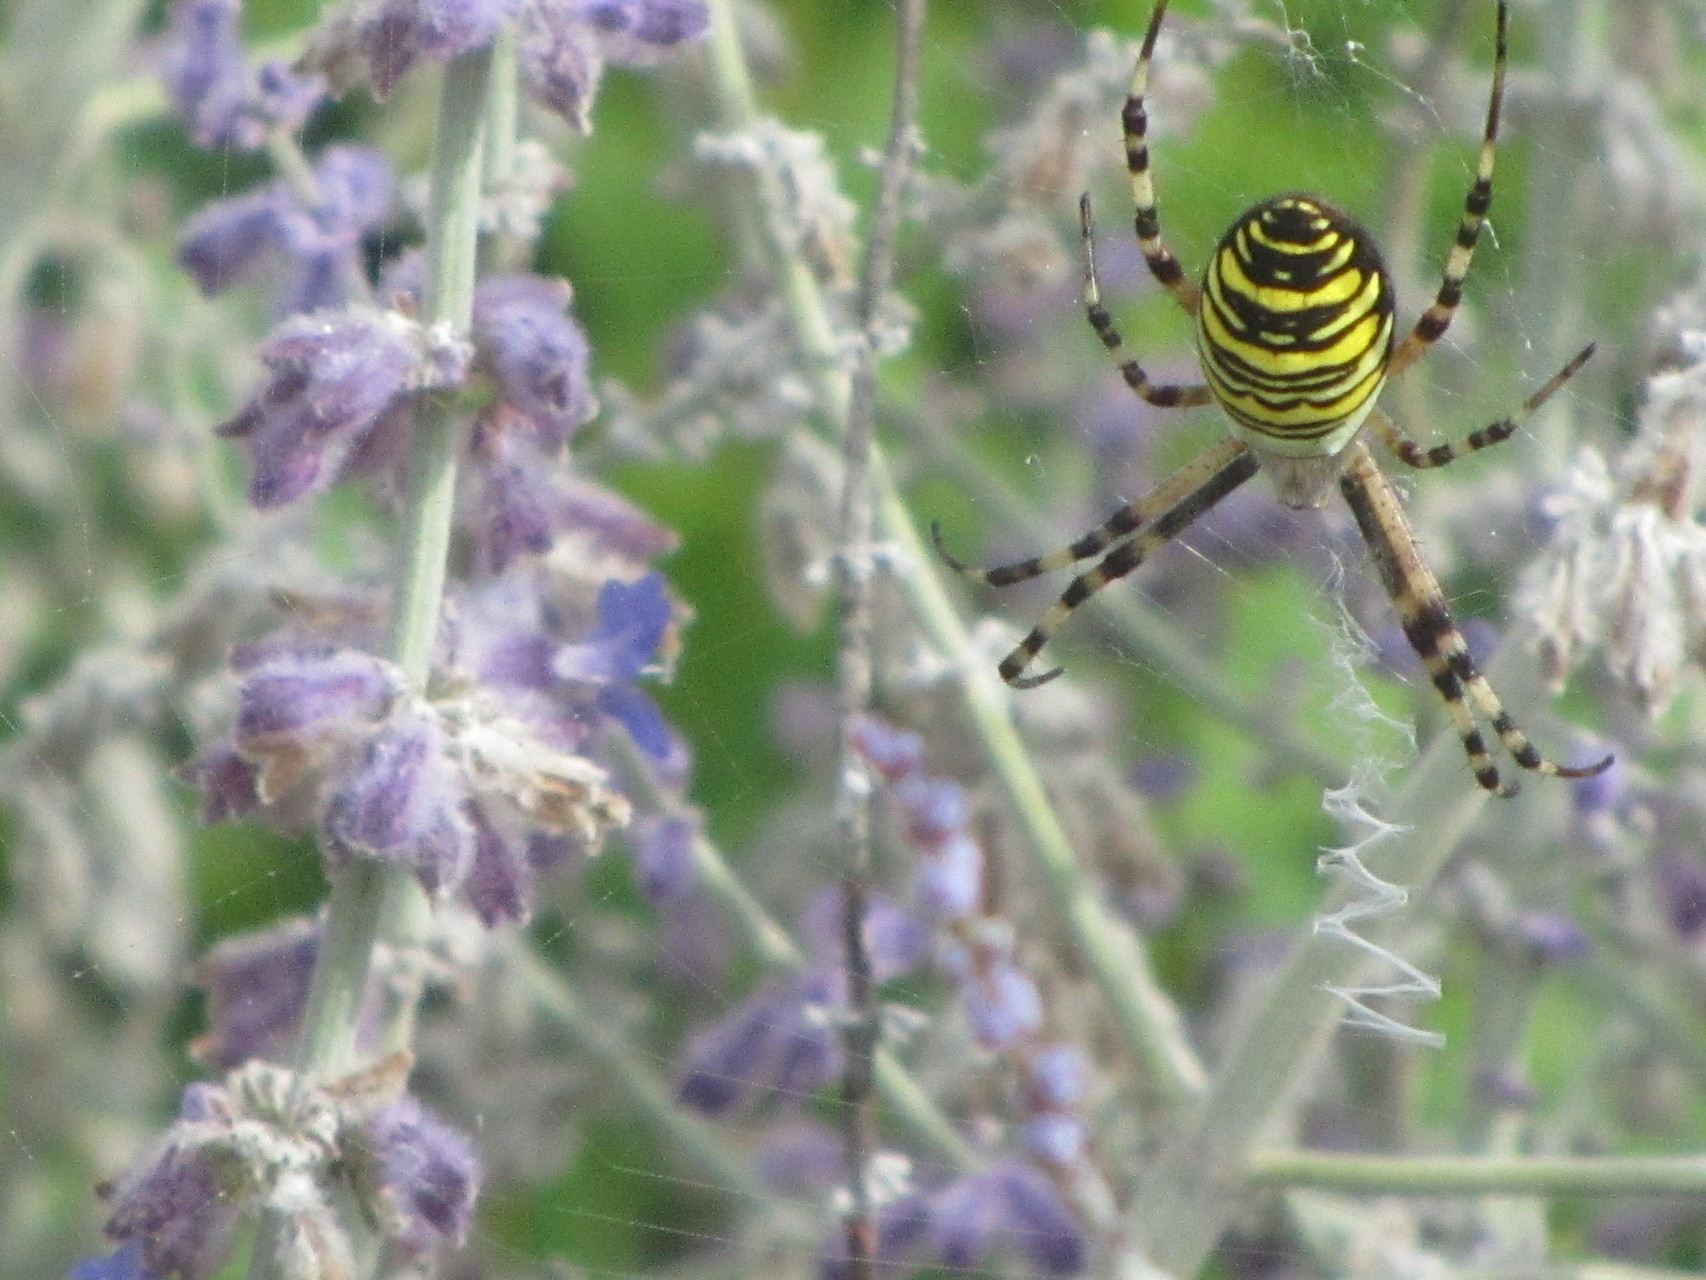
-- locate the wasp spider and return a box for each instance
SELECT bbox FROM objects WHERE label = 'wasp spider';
[934,0,1611,796]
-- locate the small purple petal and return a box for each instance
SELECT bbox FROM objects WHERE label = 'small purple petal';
[159,0,254,149]
[323,712,474,894]
[462,802,534,927]
[234,648,398,752]
[991,1162,1086,1275]
[598,684,674,758]
[553,574,672,686]
[191,917,319,1070]
[219,308,422,508]
[104,1138,243,1280]
[70,1241,156,1280]
[180,748,266,824]
[1572,751,1626,816]
[821,1193,934,1280]
[931,1172,1006,1270]
[963,963,1042,1050]
[473,275,596,448]
[916,831,982,921]
[851,716,924,782]
[577,0,709,63]
[1023,1114,1086,1165]
[1657,850,1706,938]
[753,1121,842,1194]
[632,816,696,902]
[1514,910,1592,965]
[892,774,969,846]
[362,1097,482,1248]
[179,188,288,296]
[1027,1044,1086,1109]
[515,5,605,128]
[363,0,516,97]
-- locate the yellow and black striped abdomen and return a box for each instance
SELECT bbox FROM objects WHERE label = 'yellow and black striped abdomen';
[1197,195,1395,459]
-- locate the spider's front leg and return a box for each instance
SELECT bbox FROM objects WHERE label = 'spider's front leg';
[933,439,1258,687]
[1337,439,1612,795]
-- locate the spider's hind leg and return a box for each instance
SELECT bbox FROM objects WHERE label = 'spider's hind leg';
[1337,439,1612,794]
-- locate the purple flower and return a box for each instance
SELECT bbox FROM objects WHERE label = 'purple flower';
[102,1136,243,1280]
[553,573,677,757]
[324,710,475,894]
[473,275,597,450]
[362,0,519,98]
[1514,910,1592,965]
[917,831,983,919]
[676,970,845,1115]
[574,0,710,63]
[218,306,424,508]
[179,748,266,824]
[234,646,399,754]
[461,802,535,926]
[180,145,392,315]
[190,917,320,1071]
[801,889,930,983]
[69,1241,156,1280]
[1023,1113,1086,1165]
[892,773,968,846]
[963,961,1043,1050]
[359,1097,481,1249]
[159,0,325,151]
[851,716,924,781]
[1027,1044,1086,1109]
[632,815,697,902]
[515,0,708,128]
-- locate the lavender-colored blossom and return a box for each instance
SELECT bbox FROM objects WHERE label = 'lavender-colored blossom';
[801,889,930,983]
[324,710,474,893]
[892,773,968,846]
[676,970,844,1115]
[752,1121,843,1194]
[234,647,400,753]
[821,1193,935,1280]
[362,0,518,98]
[103,1138,243,1280]
[462,802,534,926]
[1513,910,1592,965]
[1023,1113,1086,1165]
[1572,750,1627,816]
[160,0,325,151]
[851,715,924,781]
[553,573,677,757]
[514,0,707,128]
[360,1097,481,1249]
[574,0,710,63]
[474,275,597,449]
[191,917,320,1071]
[1656,849,1706,938]
[219,306,424,508]
[916,831,982,920]
[180,146,393,315]
[632,815,697,902]
[69,1240,156,1280]
[963,961,1043,1050]
[1027,1044,1086,1109]
[180,747,267,824]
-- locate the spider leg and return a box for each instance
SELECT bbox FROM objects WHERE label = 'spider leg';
[932,436,1250,587]
[1337,439,1613,794]
[1082,194,1216,409]
[1124,0,1202,316]
[1375,342,1595,469]
[1388,0,1507,378]
[997,441,1260,688]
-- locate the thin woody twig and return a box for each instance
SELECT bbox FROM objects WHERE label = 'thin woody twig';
[833,0,927,1274]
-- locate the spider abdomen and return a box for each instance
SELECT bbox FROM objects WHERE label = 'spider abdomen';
[1198,195,1396,460]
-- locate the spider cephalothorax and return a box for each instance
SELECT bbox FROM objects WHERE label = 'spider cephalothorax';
[934,0,1610,796]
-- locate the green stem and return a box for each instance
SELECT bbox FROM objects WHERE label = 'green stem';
[1251,1149,1706,1197]
[249,43,492,1280]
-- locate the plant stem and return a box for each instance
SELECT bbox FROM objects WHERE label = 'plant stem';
[1250,1150,1706,1197]
[248,44,491,1280]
